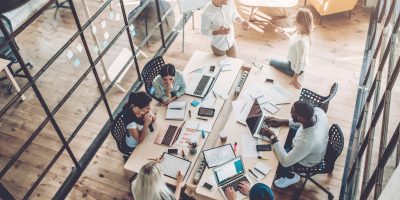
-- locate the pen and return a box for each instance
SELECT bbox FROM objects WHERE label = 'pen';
[197,117,208,121]
[189,110,192,118]
[237,121,247,126]
[275,102,291,105]
[240,102,247,113]
[257,156,268,160]
[181,150,188,160]
[234,142,237,153]
[249,169,258,179]
[254,167,266,176]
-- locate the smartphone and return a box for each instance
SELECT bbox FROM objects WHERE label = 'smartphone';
[256,144,272,151]
[198,107,215,117]
[209,65,215,72]
[202,182,214,191]
[167,149,178,154]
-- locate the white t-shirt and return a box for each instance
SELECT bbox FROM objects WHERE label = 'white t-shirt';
[287,33,311,74]
[126,122,143,148]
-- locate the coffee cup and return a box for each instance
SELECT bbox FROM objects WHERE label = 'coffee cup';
[219,131,227,143]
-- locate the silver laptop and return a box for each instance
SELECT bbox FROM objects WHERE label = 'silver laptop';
[213,156,253,200]
[185,67,221,98]
[246,100,280,141]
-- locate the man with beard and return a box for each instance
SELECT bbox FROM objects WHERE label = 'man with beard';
[260,101,329,188]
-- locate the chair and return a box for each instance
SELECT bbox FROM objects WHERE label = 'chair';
[299,82,338,113]
[141,56,165,102]
[0,14,32,95]
[291,124,344,200]
[304,0,358,24]
[110,113,134,162]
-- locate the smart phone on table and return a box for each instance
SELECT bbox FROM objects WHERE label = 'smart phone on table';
[198,107,215,117]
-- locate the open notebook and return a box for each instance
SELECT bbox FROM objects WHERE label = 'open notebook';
[166,101,186,120]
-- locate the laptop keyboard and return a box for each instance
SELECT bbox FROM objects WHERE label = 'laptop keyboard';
[222,176,249,192]
[194,76,211,95]
[161,125,178,145]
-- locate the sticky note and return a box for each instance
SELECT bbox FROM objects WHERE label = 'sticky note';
[101,20,107,28]
[115,14,120,21]
[92,25,97,34]
[73,58,81,67]
[76,43,83,52]
[102,41,108,48]
[109,12,115,20]
[104,32,109,40]
[66,50,73,60]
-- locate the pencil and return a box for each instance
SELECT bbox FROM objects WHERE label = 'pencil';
[249,169,258,179]
[240,102,247,113]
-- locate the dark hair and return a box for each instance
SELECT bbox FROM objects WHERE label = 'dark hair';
[293,100,314,120]
[124,91,152,109]
[160,64,176,78]
[249,183,274,200]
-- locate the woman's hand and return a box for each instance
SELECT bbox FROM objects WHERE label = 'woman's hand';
[176,171,184,187]
[225,187,237,200]
[144,113,152,125]
[290,75,302,89]
[240,20,250,30]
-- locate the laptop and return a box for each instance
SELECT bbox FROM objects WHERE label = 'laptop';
[246,100,280,141]
[213,156,252,200]
[185,67,221,98]
[154,121,186,146]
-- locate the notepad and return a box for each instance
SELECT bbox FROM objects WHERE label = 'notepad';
[160,153,191,179]
[253,163,271,180]
[166,101,186,120]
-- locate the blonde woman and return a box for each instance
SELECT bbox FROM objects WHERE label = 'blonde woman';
[132,161,184,200]
[269,8,314,89]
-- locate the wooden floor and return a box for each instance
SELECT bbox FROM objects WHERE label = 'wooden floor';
[1,0,399,199]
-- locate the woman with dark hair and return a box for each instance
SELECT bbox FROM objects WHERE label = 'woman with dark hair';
[152,64,186,105]
[121,91,156,151]
[225,182,274,200]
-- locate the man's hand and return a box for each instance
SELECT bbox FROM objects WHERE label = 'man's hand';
[238,181,251,196]
[225,187,237,200]
[260,127,276,139]
[265,116,286,127]
[290,75,301,89]
[240,20,250,30]
[213,26,230,35]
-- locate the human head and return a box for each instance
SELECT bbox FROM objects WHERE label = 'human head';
[125,91,152,118]
[249,183,274,200]
[294,8,314,35]
[212,0,228,7]
[133,161,174,200]
[160,64,176,86]
[291,100,314,124]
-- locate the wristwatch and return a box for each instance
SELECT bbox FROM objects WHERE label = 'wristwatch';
[270,134,279,144]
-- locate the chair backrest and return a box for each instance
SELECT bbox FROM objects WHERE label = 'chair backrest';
[110,113,132,156]
[0,15,14,59]
[324,124,344,173]
[141,56,164,101]
[299,82,338,112]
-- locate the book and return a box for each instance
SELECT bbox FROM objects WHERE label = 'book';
[166,101,186,120]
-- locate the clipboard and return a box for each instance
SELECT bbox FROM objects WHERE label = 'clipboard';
[202,144,236,168]
[160,153,192,180]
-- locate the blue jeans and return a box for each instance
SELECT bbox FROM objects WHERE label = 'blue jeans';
[269,59,303,77]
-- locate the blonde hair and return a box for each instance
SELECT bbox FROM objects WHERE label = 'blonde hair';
[133,161,175,200]
[295,8,314,35]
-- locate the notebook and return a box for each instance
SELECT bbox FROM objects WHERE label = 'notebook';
[160,153,191,180]
[166,101,186,120]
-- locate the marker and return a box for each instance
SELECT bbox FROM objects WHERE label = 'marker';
[189,110,192,118]
[197,117,208,121]
[201,129,206,139]
[254,167,266,176]
[257,156,268,160]
[249,169,258,179]
[275,102,291,105]
[234,142,237,153]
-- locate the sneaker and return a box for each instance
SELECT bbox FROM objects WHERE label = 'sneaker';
[274,174,300,188]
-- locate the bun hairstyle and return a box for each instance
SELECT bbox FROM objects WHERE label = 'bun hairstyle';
[125,91,152,110]
[160,64,176,78]
[295,8,314,35]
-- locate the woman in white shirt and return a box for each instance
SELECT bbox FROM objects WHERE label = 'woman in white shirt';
[269,8,314,89]
[132,161,184,200]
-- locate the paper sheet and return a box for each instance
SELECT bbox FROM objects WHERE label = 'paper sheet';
[265,83,294,104]
[213,86,228,100]
[175,130,201,148]
[160,153,191,179]
[241,134,258,158]
[232,99,251,123]
[203,144,235,167]
[201,93,217,108]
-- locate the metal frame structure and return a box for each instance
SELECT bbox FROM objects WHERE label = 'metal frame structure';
[341,0,400,199]
[0,0,190,199]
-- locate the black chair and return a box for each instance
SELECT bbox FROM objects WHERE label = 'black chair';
[0,14,32,94]
[110,113,134,162]
[299,82,338,112]
[292,124,344,200]
[141,56,165,102]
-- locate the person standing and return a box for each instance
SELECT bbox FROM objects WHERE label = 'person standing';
[201,0,250,58]
[269,8,314,89]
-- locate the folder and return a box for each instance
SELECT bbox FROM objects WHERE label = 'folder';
[166,100,187,120]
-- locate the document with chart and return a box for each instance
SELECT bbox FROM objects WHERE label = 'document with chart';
[202,144,236,168]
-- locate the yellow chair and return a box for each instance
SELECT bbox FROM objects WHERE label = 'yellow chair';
[305,0,358,24]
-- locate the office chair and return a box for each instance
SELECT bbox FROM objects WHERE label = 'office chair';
[299,82,338,112]
[49,0,70,19]
[141,56,165,102]
[0,14,32,95]
[291,124,344,200]
[110,113,134,162]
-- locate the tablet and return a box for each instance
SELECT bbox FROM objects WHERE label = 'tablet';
[160,153,191,180]
[202,144,236,168]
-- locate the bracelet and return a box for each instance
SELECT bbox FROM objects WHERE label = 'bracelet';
[271,137,279,144]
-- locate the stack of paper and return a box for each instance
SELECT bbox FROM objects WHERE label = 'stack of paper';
[219,58,233,71]
[166,101,186,120]
[251,163,271,181]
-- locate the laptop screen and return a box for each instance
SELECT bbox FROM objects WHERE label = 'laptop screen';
[214,157,244,186]
[245,100,263,134]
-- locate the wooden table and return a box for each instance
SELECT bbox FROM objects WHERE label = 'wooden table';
[196,63,300,199]
[239,0,299,20]
[0,58,25,101]
[124,50,243,185]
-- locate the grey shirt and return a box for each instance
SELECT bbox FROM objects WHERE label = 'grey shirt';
[152,71,186,102]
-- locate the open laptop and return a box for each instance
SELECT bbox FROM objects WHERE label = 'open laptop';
[246,100,280,141]
[154,121,186,146]
[213,156,252,200]
[185,67,221,98]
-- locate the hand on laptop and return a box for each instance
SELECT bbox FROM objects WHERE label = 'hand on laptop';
[225,187,237,200]
[265,116,287,127]
[238,181,251,196]
[260,127,275,138]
